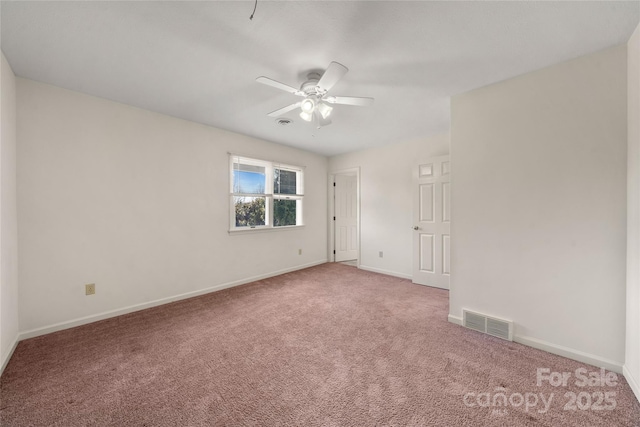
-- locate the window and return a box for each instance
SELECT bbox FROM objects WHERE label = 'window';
[230,155,304,231]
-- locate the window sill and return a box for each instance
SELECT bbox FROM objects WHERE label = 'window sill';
[228,225,305,235]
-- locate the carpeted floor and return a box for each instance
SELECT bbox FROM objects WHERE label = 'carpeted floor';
[1,263,639,426]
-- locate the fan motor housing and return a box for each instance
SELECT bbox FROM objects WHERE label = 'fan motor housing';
[301,72,323,96]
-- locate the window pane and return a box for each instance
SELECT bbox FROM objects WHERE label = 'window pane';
[274,169,297,195]
[273,199,297,227]
[233,163,266,194]
[234,196,266,227]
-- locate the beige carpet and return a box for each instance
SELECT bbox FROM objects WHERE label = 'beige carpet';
[1,263,639,426]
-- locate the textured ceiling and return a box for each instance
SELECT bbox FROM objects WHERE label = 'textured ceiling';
[2,1,639,156]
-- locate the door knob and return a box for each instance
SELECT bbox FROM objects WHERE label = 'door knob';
[413,226,420,230]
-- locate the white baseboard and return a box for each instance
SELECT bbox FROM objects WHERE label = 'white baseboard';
[447,314,623,374]
[358,265,412,280]
[1,334,19,376]
[19,260,327,341]
[515,335,623,374]
[448,314,463,325]
[623,365,640,403]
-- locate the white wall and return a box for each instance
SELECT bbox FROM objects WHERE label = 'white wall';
[17,78,328,335]
[328,135,449,278]
[1,51,19,372]
[450,46,628,371]
[626,22,640,401]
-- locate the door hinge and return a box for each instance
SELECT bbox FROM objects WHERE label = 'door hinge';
[333,216,336,220]
[333,250,336,254]
[333,182,336,187]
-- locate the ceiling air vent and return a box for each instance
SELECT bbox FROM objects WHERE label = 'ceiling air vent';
[275,118,292,126]
[463,309,513,341]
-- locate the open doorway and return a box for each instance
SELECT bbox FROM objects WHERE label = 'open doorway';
[329,169,360,266]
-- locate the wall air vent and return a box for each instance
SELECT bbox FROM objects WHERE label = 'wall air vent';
[463,309,513,341]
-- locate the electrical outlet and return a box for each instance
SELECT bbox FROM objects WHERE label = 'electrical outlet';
[379,251,384,258]
[298,249,302,255]
[85,283,95,296]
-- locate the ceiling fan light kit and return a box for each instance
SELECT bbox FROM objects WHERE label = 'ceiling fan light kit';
[299,111,313,122]
[256,62,374,128]
[317,102,333,119]
[300,98,316,114]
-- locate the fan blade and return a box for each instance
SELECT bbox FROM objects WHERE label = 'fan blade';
[314,110,332,128]
[256,77,304,96]
[325,96,374,107]
[267,102,302,117]
[317,62,348,92]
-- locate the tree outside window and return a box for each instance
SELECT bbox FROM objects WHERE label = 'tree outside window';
[230,156,303,231]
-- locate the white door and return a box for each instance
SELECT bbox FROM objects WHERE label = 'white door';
[413,155,450,289]
[334,173,358,262]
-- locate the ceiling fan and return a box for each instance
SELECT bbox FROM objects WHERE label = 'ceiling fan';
[256,62,374,128]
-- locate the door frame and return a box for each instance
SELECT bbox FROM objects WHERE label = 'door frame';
[412,155,450,289]
[328,167,361,265]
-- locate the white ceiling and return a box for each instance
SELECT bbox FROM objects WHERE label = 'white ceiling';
[1,1,638,157]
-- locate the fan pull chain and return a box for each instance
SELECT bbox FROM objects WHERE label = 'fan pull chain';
[249,0,258,20]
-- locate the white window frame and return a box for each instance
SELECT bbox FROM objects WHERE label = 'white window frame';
[229,155,304,232]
